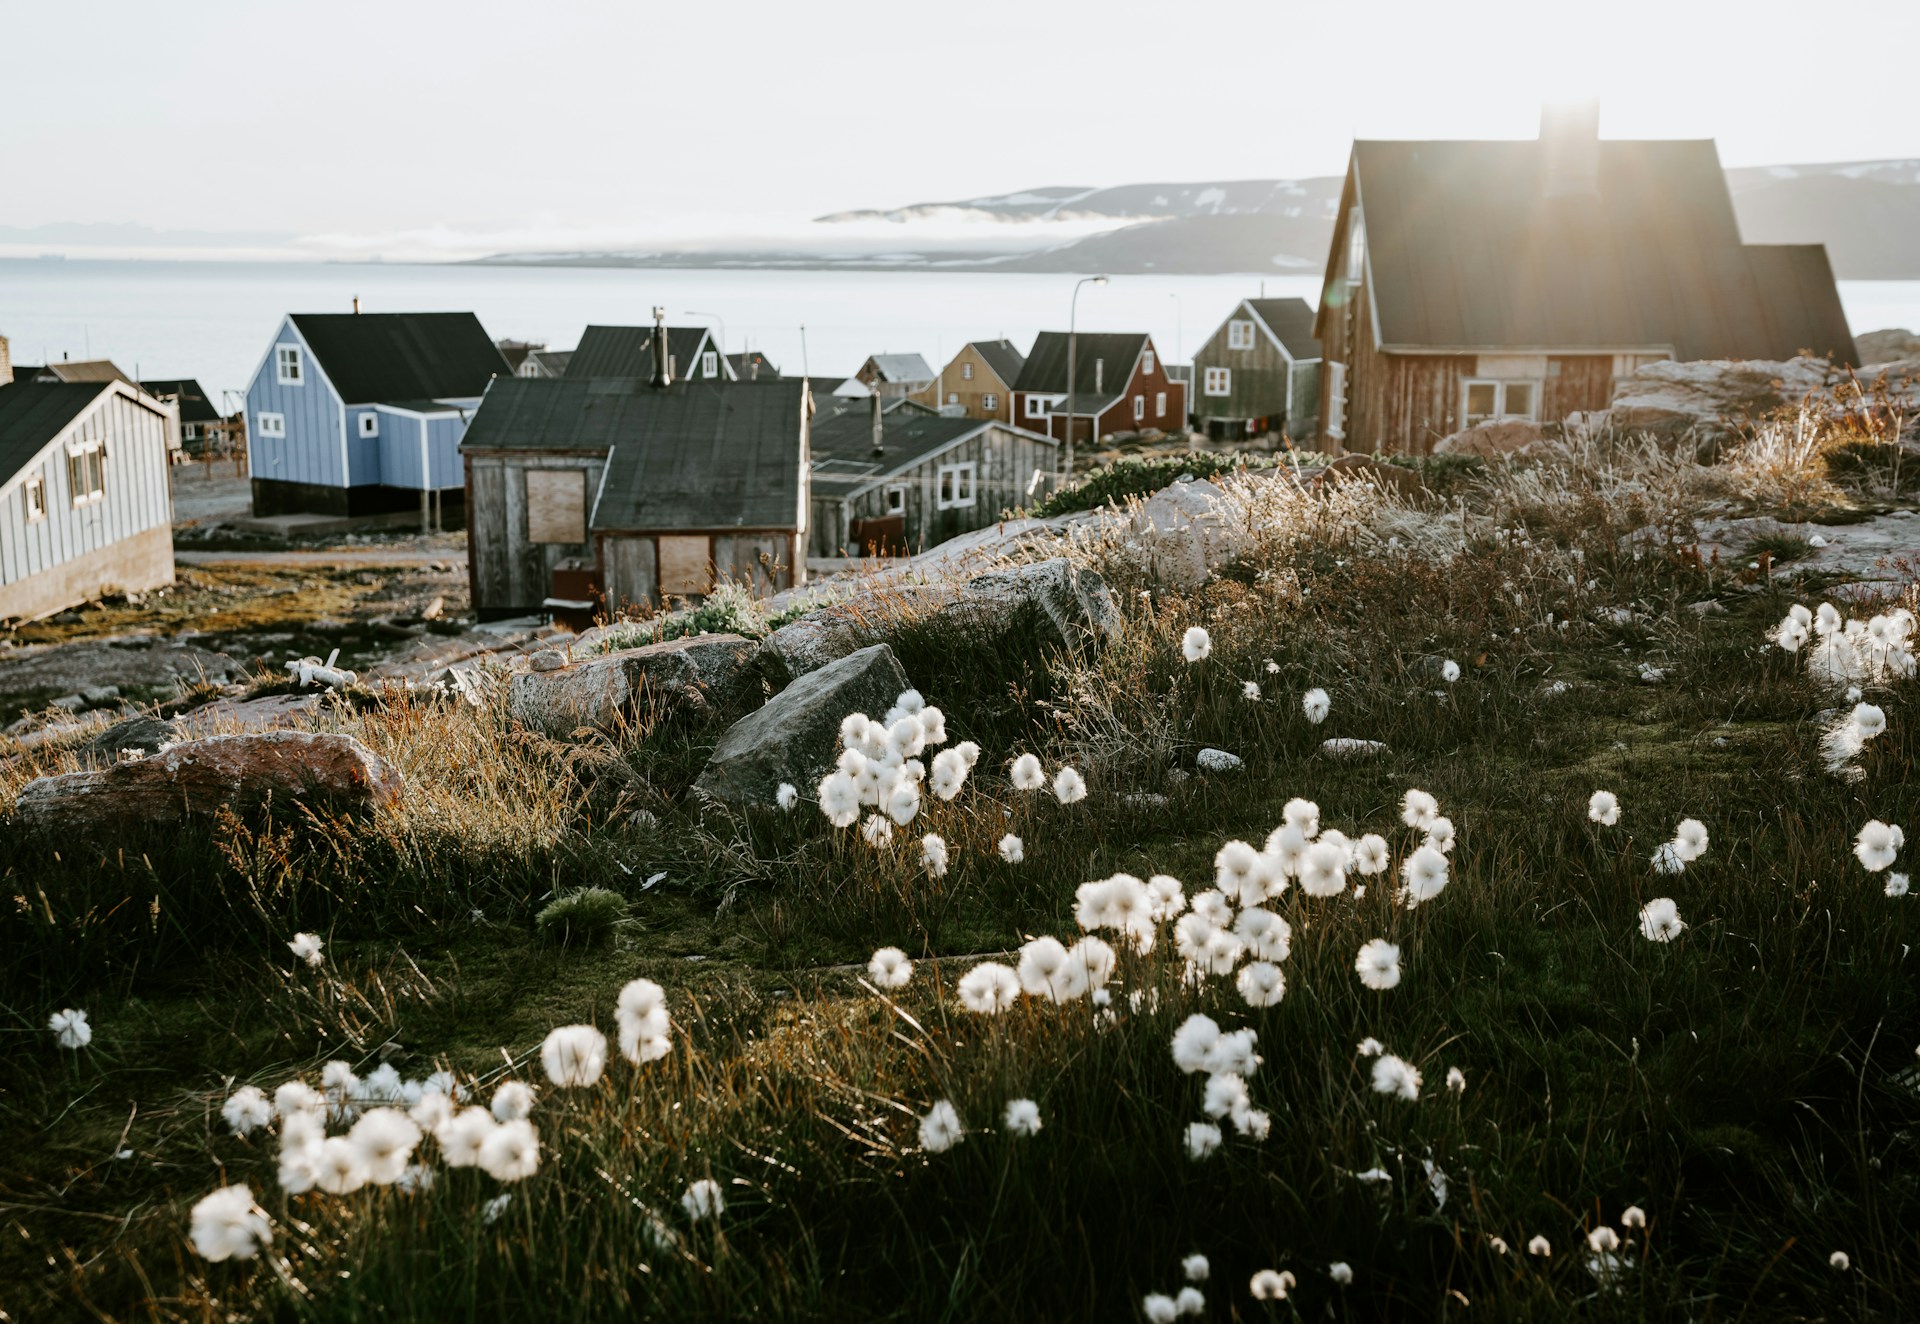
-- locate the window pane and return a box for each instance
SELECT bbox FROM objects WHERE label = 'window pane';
[1466,383,1497,421]
[1504,382,1535,417]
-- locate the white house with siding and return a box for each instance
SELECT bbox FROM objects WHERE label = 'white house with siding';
[0,345,178,622]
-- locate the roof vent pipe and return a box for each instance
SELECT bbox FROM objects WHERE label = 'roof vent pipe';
[352,295,362,314]
[1540,99,1600,197]
[870,389,884,456]
[650,305,672,388]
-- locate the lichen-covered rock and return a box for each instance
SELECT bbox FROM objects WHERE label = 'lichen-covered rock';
[12,731,403,832]
[941,558,1122,651]
[174,692,325,737]
[1603,356,1841,441]
[508,633,757,736]
[1319,738,1389,760]
[78,715,178,767]
[694,643,910,806]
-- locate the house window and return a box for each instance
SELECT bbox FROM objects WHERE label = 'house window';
[1142,349,1156,374]
[1461,379,1540,428]
[982,392,998,411]
[948,392,959,404]
[68,443,105,505]
[961,362,974,381]
[885,484,907,514]
[1156,391,1167,418]
[1204,367,1231,397]
[1133,395,1145,422]
[935,461,977,510]
[1228,320,1255,351]
[1327,362,1347,440]
[359,413,379,438]
[1347,208,1366,282]
[702,350,718,378]
[526,468,587,543]
[275,345,303,385]
[1024,394,1047,420]
[24,474,47,522]
[257,411,286,438]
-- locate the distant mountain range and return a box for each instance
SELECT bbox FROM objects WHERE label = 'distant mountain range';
[475,159,1920,279]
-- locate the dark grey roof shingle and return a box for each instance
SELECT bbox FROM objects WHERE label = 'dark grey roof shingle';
[1245,298,1321,361]
[0,381,113,485]
[969,339,1026,386]
[140,378,221,425]
[1012,331,1150,411]
[289,312,508,404]
[566,326,719,380]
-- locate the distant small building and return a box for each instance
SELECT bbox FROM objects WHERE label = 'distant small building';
[1315,106,1858,453]
[1010,332,1187,444]
[1,361,177,622]
[243,311,509,519]
[460,373,810,618]
[495,340,544,376]
[853,353,936,400]
[140,378,223,451]
[566,326,732,382]
[727,350,779,381]
[912,340,1025,423]
[31,359,132,385]
[1190,298,1322,442]
[807,393,1055,557]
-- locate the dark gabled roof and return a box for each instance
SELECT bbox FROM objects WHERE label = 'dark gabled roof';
[0,380,113,485]
[969,339,1025,386]
[727,350,779,379]
[1245,298,1321,361]
[461,377,807,532]
[288,312,508,403]
[1013,331,1151,408]
[140,378,221,424]
[860,353,935,383]
[527,349,572,377]
[808,411,987,493]
[566,326,720,380]
[1341,139,1857,363]
[36,359,131,385]
[495,340,544,374]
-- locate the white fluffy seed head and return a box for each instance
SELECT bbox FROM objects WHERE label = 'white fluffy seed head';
[918,1099,964,1152]
[1371,1054,1422,1101]
[1010,753,1045,791]
[1588,790,1620,825]
[1638,897,1686,943]
[1182,626,1213,662]
[539,1025,607,1089]
[1302,687,1330,724]
[1053,765,1088,804]
[1401,789,1440,830]
[1355,938,1402,990]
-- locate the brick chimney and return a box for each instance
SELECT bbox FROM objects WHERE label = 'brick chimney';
[1540,99,1600,197]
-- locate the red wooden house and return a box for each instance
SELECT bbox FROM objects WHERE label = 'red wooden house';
[1313,105,1858,454]
[1011,331,1186,445]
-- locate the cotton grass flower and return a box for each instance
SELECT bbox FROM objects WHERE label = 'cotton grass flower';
[1423,816,1456,854]
[1622,1206,1646,1228]
[1249,1269,1295,1299]
[868,946,913,989]
[1053,765,1087,804]
[437,1107,497,1167]
[349,1108,422,1185]
[616,978,672,1065]
[775,782,799,811]
[1887,872,1910,898]
[1017,937,1073,1000]
[1181,1253,1209,1282]
[1171,1014,1222,1074]
[1352,833,1390,875]
[1588,791,1621,826]
[275,1081,324,1120]
[818,771,860,827]
[539,1025,607,1088]
[48,1008,91,1049]
[1588,1226,1620,1253]
[477,1118,540,1182]
[1203,1073,1249,1120]
[1009,753,1045,791]
[1237,961,1286,1007]
[1301,687,1331,723]
[929,748,971,800]
[998,833,1024,864]
[1242,680,1261,701]
[1528,1236,1551,1256]
[1356,1037,1384,1057]
[1182,626,1212,662]
[1003,1098,1042,1136]
[1147,874,1186,920]
[315,1136,370,1194]
[1185,1122,1223,1160]
[1330,1261,1355,1285]
[189,1184,271,1262]
[409,1089,454,1134]
[1401,789,1440,831]
[1439,659,1461,683]
[861,812,895,848]
[1233,907,1291,961]
[1371,1054,1422,1101]
[1672,818,1710,862]
[1399,845,1449,908]
[957,962,1020,1014]
[1355,938,1402,991]
[222,1086,273,1137]
[1638,897,1686,943]
[1829,1250,1850,1271]
[1142,1294,1178,1324]
[491,1080,535,1122]
[914,833,949,879]
[1855,819,1903,872]
[1175,1286,1206,1315]
[918,1099,964,1153]
[288,932,324,967]
[1297,841,1348,897]
[681,1178,725,1221]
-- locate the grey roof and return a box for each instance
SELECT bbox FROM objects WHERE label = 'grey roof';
[495,340,544,373]
[0,380,113,485]
[289,313,508,403]
[461,377,807,532]
[809,411,991,496]
[1012,331,1151,411]
[566,326,721,380]
[861,353,935,384]
[969,339,1026,386]
[140,378,222,424]
[35,360,131,385]
[1335,139,1857,363]
[526,349,572,377]
[1245,298,1321,361]
[727,350,779,379]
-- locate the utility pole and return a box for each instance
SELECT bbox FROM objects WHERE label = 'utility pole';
[1064,275,1110,486]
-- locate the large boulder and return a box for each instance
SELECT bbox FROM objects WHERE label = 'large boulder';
[694,643,910,807]
[0,640,241,709]
[174,692,325,737]
[1431,419,1549,457]
[509,633,758,736]
[1126,479,1248,589]
[11,731,403,833]
[78,715,178,767]
[938,558,1122,651]
[1603,356,1839,440]
[1857,328,1920,366]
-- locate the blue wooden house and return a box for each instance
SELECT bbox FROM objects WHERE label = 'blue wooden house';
[243,311,509,521]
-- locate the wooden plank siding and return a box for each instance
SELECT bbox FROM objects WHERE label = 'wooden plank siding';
[909,344,1017,424]
[1191,310,1294,433]
[464,450,609,617]
[599,529,800,611]
[808,424,1055,559]
[1,384,177,619]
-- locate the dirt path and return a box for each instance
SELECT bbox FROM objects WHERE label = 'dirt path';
[174,549,464,568]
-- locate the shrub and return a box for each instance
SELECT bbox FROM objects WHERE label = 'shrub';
[1027,451,1301,518]
[534,887,628,947]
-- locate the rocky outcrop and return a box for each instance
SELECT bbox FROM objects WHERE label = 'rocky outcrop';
[78,715,177,767]
[1431,420,1550,458]
[1601,356,1840,440]
[938,558,1122,651]
[173,692,325,737]
[509,634,758,736]
[1126,479,1245,590]
[0,639,240,708]
[1857,328,1920,365]
[694,643,910,807]
[12,731,404,832]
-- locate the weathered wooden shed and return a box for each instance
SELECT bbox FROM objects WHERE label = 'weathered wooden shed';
[0,372,178,622]
[1314,108,1858,454]
[807,396,1056,557]
[460,376,810,618]
[1190,298,1321,442]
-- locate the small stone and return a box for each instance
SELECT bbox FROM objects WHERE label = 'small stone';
[1195,748,1243,773]
[1319,738,1389,760]
[80,685,122,704]
[50,694,87,711]
[528,649,566,673]
[1122,792,1171,809]
[1686,600,1728,615]
[1638,663,1669,683]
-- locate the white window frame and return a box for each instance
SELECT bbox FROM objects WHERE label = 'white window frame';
[1023,394,1047,420]
[947,391,959,405]
[1132,395,1145,421]
[1326,362,1347,440]
[1460,379,1541,429]
[982,392,998,411]
[1155,391,1167,418]
[24,474,47,522]
[1204,366,1232,397]
[67,442,105,506]
[358,412,380,438]
[885,483,907,514]
[702,350,718,378]
[258,411,286,438]
[1227,319,1255,351]
[1142,349,1156,374]
[961,362,974,381]
[1346,208,1366,284]
[275,344,303,386]
[935,461,977,510]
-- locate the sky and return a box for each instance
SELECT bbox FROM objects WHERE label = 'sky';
[4,0,1918,259]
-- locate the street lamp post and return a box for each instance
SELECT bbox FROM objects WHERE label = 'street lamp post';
[1064,274,1109,485]
[684,311,727,378]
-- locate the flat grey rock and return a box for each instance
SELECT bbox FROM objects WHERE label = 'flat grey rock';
[509,633,757,737]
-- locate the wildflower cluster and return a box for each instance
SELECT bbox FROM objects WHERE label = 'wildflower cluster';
[816,689,975,834]
[1771,600,1916,687]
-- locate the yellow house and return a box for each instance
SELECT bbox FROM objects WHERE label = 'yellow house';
[911,340,1026,424]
